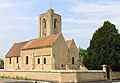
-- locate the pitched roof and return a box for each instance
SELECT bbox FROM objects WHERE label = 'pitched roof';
[23,34,58,50]
[5,41,28,58]
[66,40,72,47]
[5,34,59,58]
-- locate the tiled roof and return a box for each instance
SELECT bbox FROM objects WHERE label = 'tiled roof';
[23,34,58,50]
[66,40,72,47]
[5,41,28,58]
[5,34,59,57]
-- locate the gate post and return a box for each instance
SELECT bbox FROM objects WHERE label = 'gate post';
[109,67,112,81]
[102,65,107,73]
[102,65,107,80]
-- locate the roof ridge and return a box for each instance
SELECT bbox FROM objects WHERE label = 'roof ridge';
[22,34,59,50]
[5,43,16,57]
[5,41,28,58]
[65,39,73,48]
[22,40,35,50]
[66,39,72,42]
[51,33,61,46]
[15,41,28,44]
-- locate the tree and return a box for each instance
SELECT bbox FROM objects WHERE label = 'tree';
[0,59,4,69]
[78,47,87,57]
[86,21,120,71]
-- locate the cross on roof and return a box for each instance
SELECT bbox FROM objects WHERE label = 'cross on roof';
[50,0,52,9]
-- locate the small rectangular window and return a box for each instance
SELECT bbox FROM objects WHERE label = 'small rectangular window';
[16,57,19,63]
[26,56,28,64]
[72,57,75,64]
[38,58,40,64]
[9,58,11,64]
[44,58,46,64]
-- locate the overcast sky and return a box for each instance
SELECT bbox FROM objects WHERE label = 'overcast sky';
[0,0,120,59]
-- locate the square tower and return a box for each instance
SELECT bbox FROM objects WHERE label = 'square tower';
[38,9,62,38]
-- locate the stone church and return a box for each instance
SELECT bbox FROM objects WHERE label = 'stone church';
[5,9,80,70]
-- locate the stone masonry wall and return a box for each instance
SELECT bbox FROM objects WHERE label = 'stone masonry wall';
[0,70,105,83]
[112,72,120,80]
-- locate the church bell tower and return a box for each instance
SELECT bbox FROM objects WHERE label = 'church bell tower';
[38,9,62,38]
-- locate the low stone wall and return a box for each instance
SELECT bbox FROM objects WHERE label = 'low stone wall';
[112,72,120,80]
[77,70,106,82]
[0,69,105,83]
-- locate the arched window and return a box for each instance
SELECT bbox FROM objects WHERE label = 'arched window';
[44,58,46,64]
[9,58,11,64]
[16,57,19,63]
[54,19,57,34]
[61,64,63,67]
[72,57,75,65]
[38,58,40,64]
[43,18,46,37]
[26,56,28,64]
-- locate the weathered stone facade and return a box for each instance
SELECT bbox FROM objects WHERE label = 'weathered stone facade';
[5,9,79,70]
[39,9,62,38]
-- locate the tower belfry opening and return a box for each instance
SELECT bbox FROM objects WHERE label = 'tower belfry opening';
[38,9,62,38]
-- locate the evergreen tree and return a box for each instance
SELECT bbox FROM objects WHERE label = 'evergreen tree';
[86,21,120,71]
[78,47,87,57]
[78,47,91,68]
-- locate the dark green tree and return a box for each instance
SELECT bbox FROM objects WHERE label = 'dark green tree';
[78,47,87,57]
[0,59,4,69]
[86,21,120,71]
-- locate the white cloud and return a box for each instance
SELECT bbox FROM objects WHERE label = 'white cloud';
[0,16,37,32]
[0,25,28,31]
[8,16,37,20]
[0,1,39,9]
[63,16,120,27]
[72,2,120,14]
[63,18,103,24]
[63,1,120,28]
[63,27,96,38]
[0,2,16,8]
